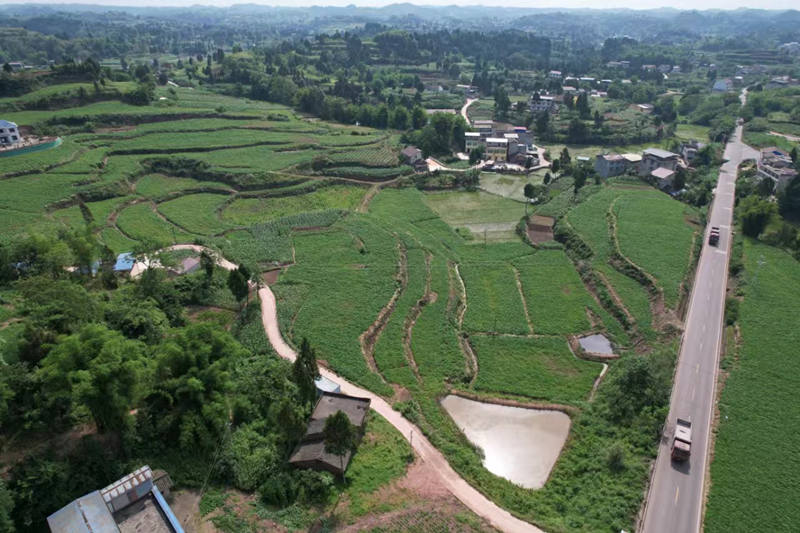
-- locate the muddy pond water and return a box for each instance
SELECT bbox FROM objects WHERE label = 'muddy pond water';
[440,395,571,489]
[578,333,614,355]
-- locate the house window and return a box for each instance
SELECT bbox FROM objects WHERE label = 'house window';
[11,136,18,141]
[8,128,15,133]
[0,137,8,143]
[0,129,5,133]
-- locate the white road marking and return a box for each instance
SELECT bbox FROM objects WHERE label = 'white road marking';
[696,364,700,374]
[692,386,696,400]
[674,486,680,505]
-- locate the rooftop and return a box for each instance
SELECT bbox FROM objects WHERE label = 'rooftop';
[0,120,17,128]
[465,131,481,137]
[621,153,642,163]
[599,153,624,161]
[651,167,676,180]
[486,137,509,144]
[643,148,678,160]
[311,392,370,427]
[114,252,136,272]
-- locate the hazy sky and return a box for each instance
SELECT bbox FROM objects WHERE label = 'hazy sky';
[2,1,798,10]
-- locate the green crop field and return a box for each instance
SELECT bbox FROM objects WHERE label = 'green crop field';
[513,250,595,335]
[221,185,365,226]
[472,335,601,404]
[158,192,233,235]
[460,263,530,334]
[705,240,800,533]
[423,190,525,242]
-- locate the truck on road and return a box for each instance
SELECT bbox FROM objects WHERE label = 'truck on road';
[671,417,692,461]
[709,226,720,246]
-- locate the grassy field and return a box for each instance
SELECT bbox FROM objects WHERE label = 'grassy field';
[705,240,800,532]
[471,335,600,404]
[423,190,525,242]
[460,263,530,334]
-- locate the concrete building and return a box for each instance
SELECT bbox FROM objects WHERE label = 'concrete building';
[48,466,183,533]
[595,153,628,178]
[548,70,562,78]
[464,132,483,153]
[640,148,679,176]
[679,140,707,165]
[758,147,798,192]
[0,120,21,146]
[651,167,676,190]
[530,95,556,113]
[401,146,423,165]
[485,137,509,161]
[473,120,494,135]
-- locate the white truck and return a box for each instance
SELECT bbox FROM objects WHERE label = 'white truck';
[671,417,692,461]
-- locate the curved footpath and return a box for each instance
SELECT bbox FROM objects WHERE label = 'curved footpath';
[258,286,544,533]
[146,243,543,531]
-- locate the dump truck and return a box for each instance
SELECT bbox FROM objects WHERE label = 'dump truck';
[709,226,720,246]
[671,417,692,462]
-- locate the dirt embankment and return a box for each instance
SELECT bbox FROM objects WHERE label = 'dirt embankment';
[359,241,408,379]
[402,252,434,383]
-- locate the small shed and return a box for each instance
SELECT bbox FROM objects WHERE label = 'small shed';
[315,375,341,396]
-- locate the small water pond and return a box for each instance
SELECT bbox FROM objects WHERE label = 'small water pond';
[440,395,571,489]
[578,333,614,355]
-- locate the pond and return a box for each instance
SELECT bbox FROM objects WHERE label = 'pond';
[578,333,614,355]
[440,395,571,489]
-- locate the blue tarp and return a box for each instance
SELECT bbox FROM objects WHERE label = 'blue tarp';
[114,252,135,272]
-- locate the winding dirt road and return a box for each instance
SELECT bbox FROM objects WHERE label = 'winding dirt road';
[257,285,543,533]
[146,243,543,531]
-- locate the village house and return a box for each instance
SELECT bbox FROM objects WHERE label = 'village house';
[464,132,483,153]
[679,140,707,165]
[636,103,654,113]
[651,167,676,190]
[594,153,628,178]
[485,137,509,161]
[712,78,734,92]
[473,119,494,135]
[48,466,183,533]
[548,70,562,78]
[401,146,423,165]
[639,148,680,177]
[289,392,370,475]
[0,120,21,146]
[758,147,798,192]
[530,94,557,113]
[113,252,136,275]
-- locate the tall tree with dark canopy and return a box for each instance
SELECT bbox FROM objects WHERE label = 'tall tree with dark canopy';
[292,338,320,405]
[323,410,357,480]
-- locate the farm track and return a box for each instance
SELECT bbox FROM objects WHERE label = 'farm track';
[358,240,408,382]
[402,251,434,384]
[594,270,637,327]
[256,282,546,533]
[512,265,534,334]
[447,261,478,384]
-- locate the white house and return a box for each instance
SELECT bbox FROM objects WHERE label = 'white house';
[485,138,509,161]
[464,132,483,153]
[0,120,21,146]
[530,95,557,113]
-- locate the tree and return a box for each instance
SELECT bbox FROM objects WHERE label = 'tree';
[468,145,485,165]
[739,195,778,237]
[778,177,800,219]
[227,266,250,307]
[323,410,358,480]
[523,183,535,214]
[292,338,319,405]
[559,147,571,168]
[38,324,146,432]
[535,111,549,136]
[2,63,12,74]
[0,478,13,533]
[544,172,552,185]
[138,324,246,453]
[411,106,427,129]
[493,86,511,120]
[200,250,215,281]
[551,159,560,174]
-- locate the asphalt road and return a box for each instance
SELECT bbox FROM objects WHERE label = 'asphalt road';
[640,124,758,533]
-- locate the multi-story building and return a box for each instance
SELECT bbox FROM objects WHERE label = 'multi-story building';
[464,132,483,153]
[594,153,628,178]
[485,137,509,161]
[0,120,21,146]
[473,120,494,135]
[639,148,680,176]
[679,140,707,164]
[758,147,798,192]
[530,95,557,113]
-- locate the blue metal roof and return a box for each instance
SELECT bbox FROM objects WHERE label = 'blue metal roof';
[113,253,135,272]
[47,490,119,533]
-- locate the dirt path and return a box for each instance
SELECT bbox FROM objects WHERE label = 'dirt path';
[402,252,434,384]
[512,266,534,334]
[257,284,544,533]
[358,183,381,213]
[768,130,800,142]
[461,98,478,124]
